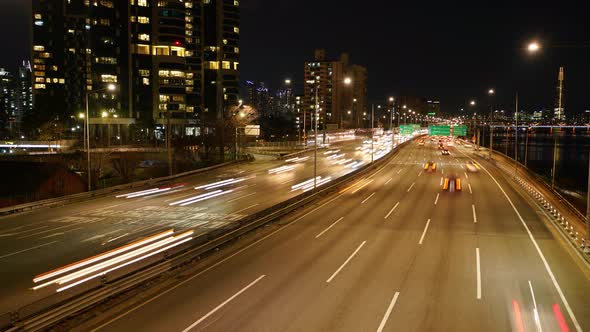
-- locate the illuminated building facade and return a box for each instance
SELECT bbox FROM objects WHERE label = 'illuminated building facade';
[31,0,240,137]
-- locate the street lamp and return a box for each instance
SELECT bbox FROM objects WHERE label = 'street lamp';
[306,79,320,191]
[84,83,115,191]
[527,41,541,53]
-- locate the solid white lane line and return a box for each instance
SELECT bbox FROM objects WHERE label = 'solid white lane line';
[181,275,266,332]
[418,171,422,177]
[472,204,477,223]
[351,179,374,194]
[476,248,481,299]
[227,192,257,203]
[468,183,472,194]
[434,193,440,205]
[418,219,431,245]
[370,166,386,178]
[407,182,415,192]
[464,172,469,179]
[528,280,543,332]
[231,204,259,215]
[0,241,58,260]
[326,241,366,283]
[376,292,400,332]
[361,192,376,204]
[315,217,344,239]
[385,178,393,185]
[462,150,582,331]
[384,202,400,219]
[92,193,347,332]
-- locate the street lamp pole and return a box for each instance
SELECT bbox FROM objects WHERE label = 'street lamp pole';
[586,152,590,246]
[314,82,319,191]
[85,93,91,191]
[371,104,374,164]
[514,92,518,176]
[488,89,494,160]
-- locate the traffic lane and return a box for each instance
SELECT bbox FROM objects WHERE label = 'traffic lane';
[470,150,590,331]
[95,143,425,332]
[95,154,414,330]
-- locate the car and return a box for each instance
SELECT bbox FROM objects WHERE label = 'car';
[423,161,437,172]
[441,148,450,155]
[442,175,462,192]
[465,161,480,172]
[418,140,425,146]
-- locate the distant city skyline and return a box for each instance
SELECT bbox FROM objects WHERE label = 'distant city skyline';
[1,2,589,115]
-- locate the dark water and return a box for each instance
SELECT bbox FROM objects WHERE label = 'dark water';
[472,126,590,213]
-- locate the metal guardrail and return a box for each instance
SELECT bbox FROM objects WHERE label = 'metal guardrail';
[0,137,418,331]
[0,160,239,217]
[465,145,590,265]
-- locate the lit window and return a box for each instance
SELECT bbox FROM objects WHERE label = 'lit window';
[169,70,185,77]
[137,16,149,24]
[138,0,148,6]
[233,62,239,70]
[222,39,228,45]
[35,77,45,83]
[233,27,239,33]
[99,18,111,26]
[159,94,169,102]
[58,78,65,84]
[34,13,42,19]
[34,20,44,26]
[234,47,239,53]
[222,61,230,70]
[208,61,219,70]
[158,70,170,77]
[33,45,45,51]
[234,0,239,5]
[153,46,169,56]
[185,1,192,8]
[100,0,114,8]
[138,69,150,76]
[142,78,149,85]
[101,74,117,83]
[136,44,150,54]
[34,84,46,89]
[138,33,150,41]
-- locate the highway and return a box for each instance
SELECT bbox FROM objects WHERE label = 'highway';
[0,133,399,315]
[85,137,590,332]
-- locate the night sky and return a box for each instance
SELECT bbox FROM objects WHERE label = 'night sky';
[2,2,588,115]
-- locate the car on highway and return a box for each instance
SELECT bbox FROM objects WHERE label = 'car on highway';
[441,148,450,155]
[423,161,437,172]
[465,161,480,172]
[418,140,425,146]
[442,175,461,192]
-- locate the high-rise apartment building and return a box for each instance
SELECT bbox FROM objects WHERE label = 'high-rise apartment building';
[303,49,367,130]
[31,0,239,139]
[0,68,17,134]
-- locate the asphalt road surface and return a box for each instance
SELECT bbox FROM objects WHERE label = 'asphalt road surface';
[88,137,590,332]
[0,135,395,314]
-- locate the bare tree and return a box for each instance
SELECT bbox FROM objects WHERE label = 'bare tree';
[111,152,141,183]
